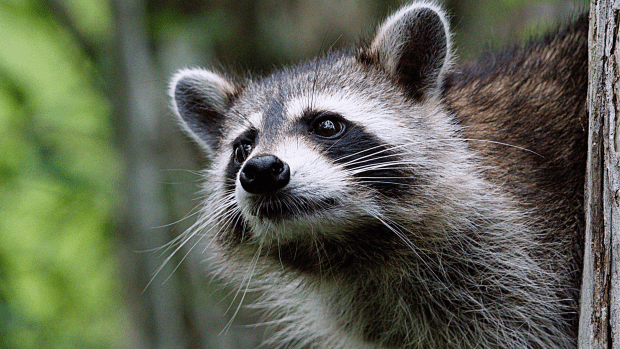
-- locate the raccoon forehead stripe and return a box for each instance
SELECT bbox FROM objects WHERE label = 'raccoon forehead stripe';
[225,112,263,143]
[285,93,409,145]
[248,112,262,127]
[286,93,384,123]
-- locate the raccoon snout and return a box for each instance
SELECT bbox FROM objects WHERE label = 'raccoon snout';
[240,155,290,194]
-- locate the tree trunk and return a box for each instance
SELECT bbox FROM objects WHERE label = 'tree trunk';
[579,1,620,348]
[111,0,187,347]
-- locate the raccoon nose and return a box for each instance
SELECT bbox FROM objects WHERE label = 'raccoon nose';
[240,155,290,194]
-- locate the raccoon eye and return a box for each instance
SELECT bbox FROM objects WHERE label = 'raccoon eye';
[234,143,253,164]
[311,115,346,139]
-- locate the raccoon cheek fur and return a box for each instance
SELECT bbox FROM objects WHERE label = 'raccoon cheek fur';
[169,1,586,349]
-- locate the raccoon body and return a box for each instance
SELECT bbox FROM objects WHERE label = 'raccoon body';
[169,3,587,348]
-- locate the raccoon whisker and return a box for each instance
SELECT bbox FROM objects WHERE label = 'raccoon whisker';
[151,204,203,233]
[276,235,285,270]
[176,205,240,260]
[346,160,411,171]
[307,29,340,112]
[458,138,544,157]
[283,195,298,215]
[396,138,543,157]
[190,192,237,224]
[332,142,399,164]
[149,220,198,255]
[233,210,250,243]
[249,196,264,217]
[221,245,262,335]
[365,210,445,287]
[171,211,230,263]
[312,232,325,278]
[396,138,542,157]
[309,53,321,111]
[290,192,323,215]
[160,168,204,177]
[333,140,441,166]
[351,156,428,167]
[354,180,422,189]
[369,212,417,251]
[196,208,237,238]
[285,195,304,217]
[337,155,406,170]
[219,211,251,248]
[278,197,288,217]
[193,195,238,236]
[333,146,428,171]
[163,221,217,285]
[336,139,540,175]
[144,196,238,291]
[191,192,240,250]
[244,317,292,328]
[201,205,243,253]
[158,193,234,251]
[145,231,202,292]
[336,162,408,181]
[346,164,414,177]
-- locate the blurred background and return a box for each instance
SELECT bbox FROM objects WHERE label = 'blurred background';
[0,0,588,348]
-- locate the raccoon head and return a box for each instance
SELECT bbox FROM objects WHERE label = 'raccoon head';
[170,3,457,269]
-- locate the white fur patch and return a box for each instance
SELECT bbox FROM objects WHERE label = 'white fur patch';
[284,92,412,147]
[247,112,263,128]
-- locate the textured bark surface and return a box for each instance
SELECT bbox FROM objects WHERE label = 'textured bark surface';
[579,1,620,348]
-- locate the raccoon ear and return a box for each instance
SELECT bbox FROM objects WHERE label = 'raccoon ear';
[359,3,452,100]
[169,68,239,153]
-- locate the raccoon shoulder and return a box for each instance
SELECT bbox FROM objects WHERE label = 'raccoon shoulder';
[443,14,588,280]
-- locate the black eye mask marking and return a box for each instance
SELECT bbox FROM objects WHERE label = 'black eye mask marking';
[225,128,258,193]
[225,109,418,215]
[300,110,417,197]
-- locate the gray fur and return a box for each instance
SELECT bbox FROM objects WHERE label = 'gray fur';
[169,2,583,348]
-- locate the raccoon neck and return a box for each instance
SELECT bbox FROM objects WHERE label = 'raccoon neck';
[260,194,575,349]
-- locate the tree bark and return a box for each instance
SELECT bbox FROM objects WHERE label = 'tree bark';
[579,1,620,348]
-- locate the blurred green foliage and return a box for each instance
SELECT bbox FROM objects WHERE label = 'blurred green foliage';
[0,1,125,348]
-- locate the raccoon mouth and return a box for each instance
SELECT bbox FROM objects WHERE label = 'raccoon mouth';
[247,195,337,221]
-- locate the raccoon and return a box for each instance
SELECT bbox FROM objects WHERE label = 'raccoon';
[169,2,587,348]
